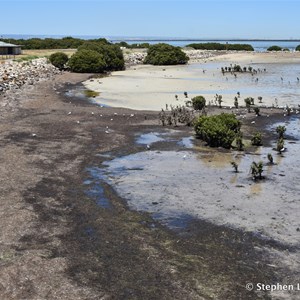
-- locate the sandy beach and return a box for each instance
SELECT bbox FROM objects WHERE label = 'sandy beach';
[84,51,300,110]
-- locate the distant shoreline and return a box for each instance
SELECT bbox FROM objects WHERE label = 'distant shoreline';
[1,34,299,52]
[111,39,300,42]
[1,34,300,42]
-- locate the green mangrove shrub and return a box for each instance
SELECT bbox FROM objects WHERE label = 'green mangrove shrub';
[267,153,274,164]
[144,43,189,65]
[78,42,125,71]
[254,107,260,116]
[231,162,239,173]
[191,96,206,110]
[251,132,263,146]
[276,125,286,139]
[235,131,244,151]
[194,113,241,148]
[68,50,106,73]
[49,52,69,70]
[267,45,282,51]
[250,161,264,180]
[244,97,252,112]
[276,137,285,154]
[234,97,239,108]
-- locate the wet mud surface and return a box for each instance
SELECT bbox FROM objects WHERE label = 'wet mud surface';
[0,72,298,299]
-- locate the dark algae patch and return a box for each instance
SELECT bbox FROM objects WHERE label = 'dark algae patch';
[84,89,100,98]
[62,177,279,300]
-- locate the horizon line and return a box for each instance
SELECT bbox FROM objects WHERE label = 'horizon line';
[1,34,300,42]
[110,38,300,42]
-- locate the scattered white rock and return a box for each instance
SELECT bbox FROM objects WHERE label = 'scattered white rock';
[0,58,61,96]
[123,49,219,67]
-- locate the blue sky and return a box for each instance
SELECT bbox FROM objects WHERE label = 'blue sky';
[1,0,299,39]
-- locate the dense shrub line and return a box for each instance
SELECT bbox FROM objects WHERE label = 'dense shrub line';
[186,43,254,51]
[1,37,97,49]
[2,37,150,50]
[267,45,291,51]
[3,37,300,52]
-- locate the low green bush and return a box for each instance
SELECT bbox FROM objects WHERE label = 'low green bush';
[144,43,189,65]
[191,96,206,110]
[49,52,69,70]
[68,50,106,73]
[78,42,125,71]
[267,45,282,51]
[251,132,263,146]
[276,125,286,139]
[194,113,241,148]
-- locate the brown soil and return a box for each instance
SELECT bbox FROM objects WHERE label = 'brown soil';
[0,72,287,299]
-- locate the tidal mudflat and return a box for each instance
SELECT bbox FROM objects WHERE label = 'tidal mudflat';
[87,115,299,238]
[84,51,300,110]
[86,115,300,299]
[71,51,300,298]
[1,52,300,299]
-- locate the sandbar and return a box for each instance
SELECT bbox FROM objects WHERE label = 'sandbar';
[84,51,300,110]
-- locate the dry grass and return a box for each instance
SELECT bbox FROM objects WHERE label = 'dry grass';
[0,49,77,62]
[21,48,77,58]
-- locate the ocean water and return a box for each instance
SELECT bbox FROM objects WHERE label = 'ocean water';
[1,34,299,52]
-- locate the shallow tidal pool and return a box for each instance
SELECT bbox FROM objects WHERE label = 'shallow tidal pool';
[86,122,300,246]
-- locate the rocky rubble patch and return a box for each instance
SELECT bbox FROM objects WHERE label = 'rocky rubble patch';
[123,49,221,66]
[184,49,222,62]
[0,58,61,95]
[124,52,147,67]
